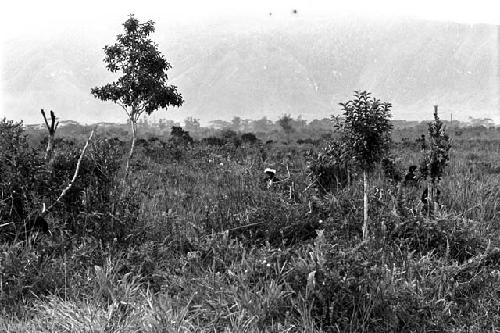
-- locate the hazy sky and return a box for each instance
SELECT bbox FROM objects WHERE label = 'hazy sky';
[1,0,499,42]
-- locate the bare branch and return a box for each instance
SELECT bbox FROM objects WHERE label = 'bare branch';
[43,128,96,215]
[137,103,146,113]
[50,110,57,132]
[41,109,50,130]
[117,101,128,113]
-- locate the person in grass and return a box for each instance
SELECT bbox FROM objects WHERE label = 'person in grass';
[264,168,281,189]
[404,165,419,186]
[400,165,421,216]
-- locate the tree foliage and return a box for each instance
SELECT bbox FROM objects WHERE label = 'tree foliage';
[420,106,451,183]
[336,91,393,172]
[91,14,183,123]
[170,126,193,145]
[279,113,295,135]
[184,117,201,133]
[334,91,393,240]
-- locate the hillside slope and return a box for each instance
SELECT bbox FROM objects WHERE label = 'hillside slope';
[1,18,498,124]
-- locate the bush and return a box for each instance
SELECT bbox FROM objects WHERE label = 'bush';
[44,137,127,241]
[390,215,484,263]
[306,141,351,195]
[169,126,193,145]
[282,236,456,332]
[0,119,49,239]
[241,132,258,144]
[201,137,226,146]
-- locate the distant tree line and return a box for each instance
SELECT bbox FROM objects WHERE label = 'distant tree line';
[24,114,500,147]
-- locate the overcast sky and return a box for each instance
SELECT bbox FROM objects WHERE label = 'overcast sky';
[1,0,499,42]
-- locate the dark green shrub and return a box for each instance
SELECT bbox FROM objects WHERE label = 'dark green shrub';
[306,141,351,195]
[0,119,46,239]
[169,126,193,145]
[241,132,258,144]
[201,137,226,146]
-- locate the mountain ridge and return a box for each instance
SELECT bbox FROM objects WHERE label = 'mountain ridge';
[2,17,498,124]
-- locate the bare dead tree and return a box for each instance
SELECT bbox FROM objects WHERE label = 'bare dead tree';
[41,109,59,161]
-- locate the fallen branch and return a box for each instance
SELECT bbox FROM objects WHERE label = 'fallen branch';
[42,128,95,216]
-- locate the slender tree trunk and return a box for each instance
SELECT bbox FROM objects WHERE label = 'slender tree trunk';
[363,170,369,240]
[429,181,435,217]
[124,119,137,180]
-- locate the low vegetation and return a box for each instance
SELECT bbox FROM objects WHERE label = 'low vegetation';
[1,103,500,332]
[2,15,500,333]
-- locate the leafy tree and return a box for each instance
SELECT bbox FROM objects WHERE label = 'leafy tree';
[91,15,183,177]
[279,113,295,137]
[170,126,193,145]
[231,116,242,132]
[419,105,451,216]
[184,117,201,134]
[336,91,393,240]
[252,117,272,133]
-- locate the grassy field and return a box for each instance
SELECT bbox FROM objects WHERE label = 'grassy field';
[1,121,500,332]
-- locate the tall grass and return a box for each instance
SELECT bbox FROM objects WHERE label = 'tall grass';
[2,137,500,332]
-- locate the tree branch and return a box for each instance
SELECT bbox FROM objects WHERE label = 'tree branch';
[117,101,128,114]
[43,128,96,215]
[49,110,57,133]
[41,109,50,130]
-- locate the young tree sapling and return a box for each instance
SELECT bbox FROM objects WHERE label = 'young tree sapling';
[336,91,393,240]
[91,15,183,178]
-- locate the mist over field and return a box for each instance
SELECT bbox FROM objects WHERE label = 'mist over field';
[2,17,499,124]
